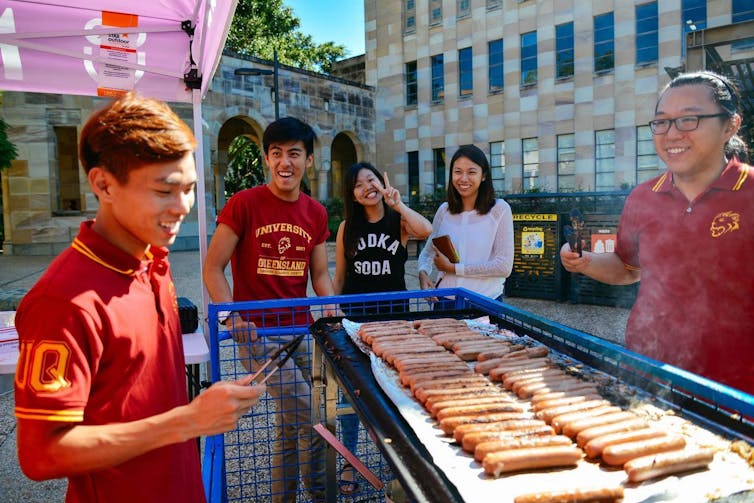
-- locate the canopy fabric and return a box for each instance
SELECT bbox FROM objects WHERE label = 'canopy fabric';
[0,0,240,329]
[0,0,237,102]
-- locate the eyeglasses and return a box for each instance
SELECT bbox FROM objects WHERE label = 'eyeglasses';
[648,113,729,135]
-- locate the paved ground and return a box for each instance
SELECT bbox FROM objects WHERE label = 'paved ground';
[0,245,630,501]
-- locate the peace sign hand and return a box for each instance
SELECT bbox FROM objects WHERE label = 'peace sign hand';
[376,171,402,209]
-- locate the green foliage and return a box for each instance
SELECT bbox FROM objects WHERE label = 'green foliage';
[227,0,348,73]
[225,136,265,197]
[0,116,18,171]
[322,197,344,242]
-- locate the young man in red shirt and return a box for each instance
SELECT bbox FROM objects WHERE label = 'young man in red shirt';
[14,93,266,503]
[204,117,336,502]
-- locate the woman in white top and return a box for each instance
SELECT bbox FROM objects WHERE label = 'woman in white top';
[418,144,514,305]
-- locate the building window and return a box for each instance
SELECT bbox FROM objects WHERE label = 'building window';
[431,54,445,102]
[408,151,420,204]
[594,12,614,73]
[636,2,658,65]
[556,22,574,79]
[636,125,659,184]
[487,0,502,10]
[54,126,81,213]
[557,134,576,191]
[433,148,446,192]
[430,0,442,26]
[457,0,470,18]
[404,0,416,33]
[595,130,616,191]
[522,138,539,191]
[490,141,505,193]
[459,47,473,97]
[520,31,537,86]
[682,0,706,55]
[406,61,417,106]
[732,0,754,50]
[489,39,504,92]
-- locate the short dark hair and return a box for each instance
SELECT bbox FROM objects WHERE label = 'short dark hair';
[79,92,196,183]
[446,144,496,215]
[262,116,317,156]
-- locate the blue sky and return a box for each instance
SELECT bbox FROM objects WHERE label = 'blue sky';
[284,0,366,57]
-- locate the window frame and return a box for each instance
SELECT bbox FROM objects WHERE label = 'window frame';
[405,60,418,106]
[636,125,659,184]
[431,53,445,102]
[489,141,506,194]
[555,22,574,79]
[635,2,659,65]
[557,133,576,192]
[595,129,616,191]
[520,31,538,86]
[594,12,615,73]
[408,151,420,204]
[459,47,473,97]
[488,39,504,93]
[522,137,539,191]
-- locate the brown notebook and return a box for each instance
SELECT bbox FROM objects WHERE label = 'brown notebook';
[432,235,460,263]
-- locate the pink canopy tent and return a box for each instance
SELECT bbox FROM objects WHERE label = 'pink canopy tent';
[0,0,240,315]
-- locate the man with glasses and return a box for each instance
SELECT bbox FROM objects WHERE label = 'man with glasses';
[560,71,753,395]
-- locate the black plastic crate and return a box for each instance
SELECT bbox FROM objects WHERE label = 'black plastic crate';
[177,296,198,334]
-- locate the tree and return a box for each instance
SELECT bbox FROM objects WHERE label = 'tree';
[0,116,18,171]
[226,0,348,73]
[225,136,266,197]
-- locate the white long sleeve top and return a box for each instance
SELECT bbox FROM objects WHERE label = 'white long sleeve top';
[418,199,514,299]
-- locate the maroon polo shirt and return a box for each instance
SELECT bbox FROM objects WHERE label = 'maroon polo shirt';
[616,159,754,394]
[15,221,205,503]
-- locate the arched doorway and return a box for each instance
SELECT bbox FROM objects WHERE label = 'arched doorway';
[329,132,357,201]
[216,116,263,210]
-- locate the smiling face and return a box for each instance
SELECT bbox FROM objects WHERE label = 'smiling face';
[352,168,385,208]
[451,156,484,209]
[653,84,736,181]
[264,140,313,201]
[92,153,197,259]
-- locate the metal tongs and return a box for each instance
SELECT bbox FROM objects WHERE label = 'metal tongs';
[249,334,305,385]
[563,208,585,257]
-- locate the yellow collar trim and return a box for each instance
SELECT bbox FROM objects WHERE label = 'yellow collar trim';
[71,238,152,277]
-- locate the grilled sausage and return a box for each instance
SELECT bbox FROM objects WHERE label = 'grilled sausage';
[583,428,667,459]
[550,405,620,436]
[462,425,557,452]
[536,399,613,422]
[531,394,603,412]
[439,412,531,435]
[573,417,648,447]
[429,396,521,418]
[602,435,686,466]
[474,434,573,462]
[513,486,624,503]
[436,402,528,421]
[415,386,502,404]
[624,448,715,482]
[482,445,583,477]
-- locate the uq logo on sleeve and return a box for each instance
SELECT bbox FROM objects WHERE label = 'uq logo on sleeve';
[16,340,72,393]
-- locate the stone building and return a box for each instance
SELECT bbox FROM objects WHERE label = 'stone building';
[0,53,375,255]
[364,0,754,201]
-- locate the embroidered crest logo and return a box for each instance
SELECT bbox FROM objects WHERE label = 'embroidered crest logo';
[710,211,740,238]
[278,236,291,255]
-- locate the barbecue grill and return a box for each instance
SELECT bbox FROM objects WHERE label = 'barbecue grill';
[203,288,754,503]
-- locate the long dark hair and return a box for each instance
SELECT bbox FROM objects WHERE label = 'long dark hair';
[660,71,748,162]
[446,144,496,215]
[342,162,398,258]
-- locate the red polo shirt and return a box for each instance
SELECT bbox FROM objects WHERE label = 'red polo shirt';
[14,221,205,503]
[616,159,754,394]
